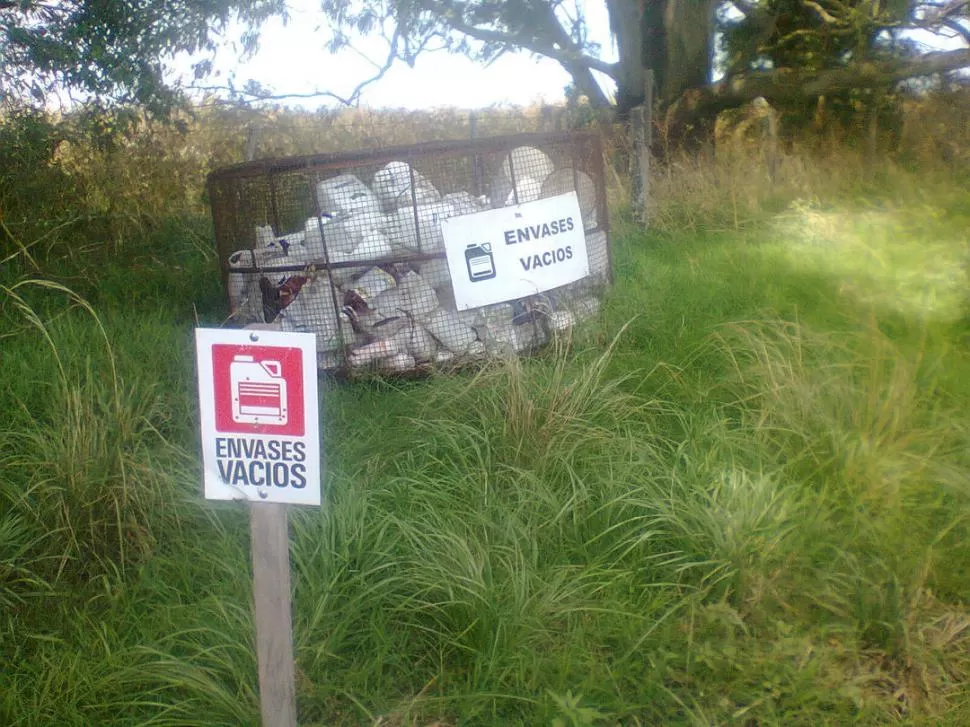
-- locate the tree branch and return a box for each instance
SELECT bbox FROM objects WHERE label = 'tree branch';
[666,47,970,128]
[185,85,361,105]
[802,1,842,25]
[440,14,617,77]
[942,17,970,43]
[923,0,970,21]
[184,26,404,108]
[536,0,612,106]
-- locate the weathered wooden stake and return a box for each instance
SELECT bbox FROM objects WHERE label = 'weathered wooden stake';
[766,100,780,183]
[250,503,297,727]
[644,72,654,146]
[470,110,486,197]
[630,71,654,225]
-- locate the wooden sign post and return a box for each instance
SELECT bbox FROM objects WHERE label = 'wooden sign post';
[250,502,297,726]
[194,327,322,726]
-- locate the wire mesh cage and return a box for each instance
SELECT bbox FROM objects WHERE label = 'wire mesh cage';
[206,130,613,377]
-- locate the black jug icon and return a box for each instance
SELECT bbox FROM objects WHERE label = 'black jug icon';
[465,243,496,282]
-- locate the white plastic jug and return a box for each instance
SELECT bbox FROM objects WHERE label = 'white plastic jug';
[373,271,438,318]
[276,277,351,351]
[372,161,440,212]
[584,231,609,279]
[350,267,396,302]
[316,174,382,219]
[423,308,478,353]
[417,258,453,290]
[383,201,457,253]
[501,146,555,184]
[504,176,542,206]
[384,352,417,372]
[442,191,484,216]
[227,246,289,321]
[390,321,437,363]
[303,215,333,258]
[348,229,394,261]
[541,168,597,230]
[347,338,401,367]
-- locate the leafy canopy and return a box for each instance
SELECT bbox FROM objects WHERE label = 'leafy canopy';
[720,0,959,75]
[0,0,285,114]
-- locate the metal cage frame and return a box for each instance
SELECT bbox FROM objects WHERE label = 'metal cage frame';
[205,130,613,378]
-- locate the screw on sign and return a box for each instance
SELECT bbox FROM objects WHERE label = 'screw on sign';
[194,327,321,727]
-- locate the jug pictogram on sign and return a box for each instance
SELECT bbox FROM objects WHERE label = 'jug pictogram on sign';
[230,355,288,425]
[211,343,304,436]
[465,243,496,282]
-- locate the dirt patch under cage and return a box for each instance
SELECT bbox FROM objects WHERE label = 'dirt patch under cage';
[206,130,613,377]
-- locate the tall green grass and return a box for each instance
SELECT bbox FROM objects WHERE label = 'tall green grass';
[2,151,970,725]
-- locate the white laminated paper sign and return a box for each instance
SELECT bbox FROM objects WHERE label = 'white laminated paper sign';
[194,328,321,507]
[441,191,590,310]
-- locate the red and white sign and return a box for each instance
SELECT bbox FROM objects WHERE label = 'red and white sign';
[195,328,321,506]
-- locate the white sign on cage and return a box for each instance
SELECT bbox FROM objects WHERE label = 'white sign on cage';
[441,191,590,311]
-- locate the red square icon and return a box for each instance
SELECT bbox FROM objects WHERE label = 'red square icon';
[211,344,305,436]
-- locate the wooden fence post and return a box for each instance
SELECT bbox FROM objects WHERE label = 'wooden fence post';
[245,123,261,163]
[470,110,486,197]
[630,71,654,225]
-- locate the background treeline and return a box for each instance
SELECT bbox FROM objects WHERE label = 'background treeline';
[4,85,970,283]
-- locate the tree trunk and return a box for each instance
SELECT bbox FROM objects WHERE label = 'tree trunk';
[607,0,717,137]
[567,64,613,108]
[607,0,645,119]
[661,0,717,104]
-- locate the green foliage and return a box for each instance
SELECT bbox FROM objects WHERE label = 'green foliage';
[0,108,80,271]
[548,690,610,727]
[0,0,286,114]
[716,0,948,135]
[721,0,919,76]
[0,105,209,276]
[0,101,559,280]
[0,281,190,589]
[563,83,611,130]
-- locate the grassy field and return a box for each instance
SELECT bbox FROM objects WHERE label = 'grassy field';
[2,146,970,725]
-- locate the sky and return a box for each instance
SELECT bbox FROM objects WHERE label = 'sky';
[166,1,969,113]
[167,0,617,111]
